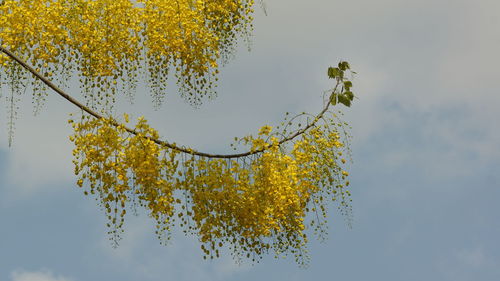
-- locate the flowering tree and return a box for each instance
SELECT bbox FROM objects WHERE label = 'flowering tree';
[0,0,356,265]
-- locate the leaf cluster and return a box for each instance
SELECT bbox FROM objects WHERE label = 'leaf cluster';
[328,61,356,107]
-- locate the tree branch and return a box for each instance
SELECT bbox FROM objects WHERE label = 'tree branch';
[0,46,339,159]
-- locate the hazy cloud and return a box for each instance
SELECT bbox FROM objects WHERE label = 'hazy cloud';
[0,96,74,199]
[1,1,500,281]
[10,269,73,281]
[96,214,251,281]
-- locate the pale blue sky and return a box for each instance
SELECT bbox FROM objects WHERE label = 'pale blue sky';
[1,0,500,280]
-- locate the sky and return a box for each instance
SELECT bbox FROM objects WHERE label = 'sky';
[1,0,500,280]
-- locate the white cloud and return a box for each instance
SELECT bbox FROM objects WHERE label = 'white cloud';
[0,94,75,199]
[98,213,153,262]
[10,269,73,281]
[96,212,251,281]
[435,245,500,280]
[213,255,251,279]
[457,246,491,269]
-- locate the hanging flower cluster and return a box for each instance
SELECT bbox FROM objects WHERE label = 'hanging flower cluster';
[0,0,356,264]
[0,0,254,107]
[69,86,353,265]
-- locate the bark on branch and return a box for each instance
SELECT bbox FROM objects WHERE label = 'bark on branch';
[0,46,339,159]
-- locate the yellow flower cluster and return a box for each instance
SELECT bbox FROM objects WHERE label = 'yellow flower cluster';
[70,114,177,243]
[69,110,351,265]
[0,0,255,107]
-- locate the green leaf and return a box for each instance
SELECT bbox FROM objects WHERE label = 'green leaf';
[344,91,354,101]
[327,67,340,79]
[330,93,337,105]
[343,81,352,89]
[337,94,351,107]
[338,61,350,71]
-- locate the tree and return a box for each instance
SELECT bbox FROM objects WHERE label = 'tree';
[0,0,356,265]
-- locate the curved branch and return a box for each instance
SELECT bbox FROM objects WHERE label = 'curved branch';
[0,46,339,159]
